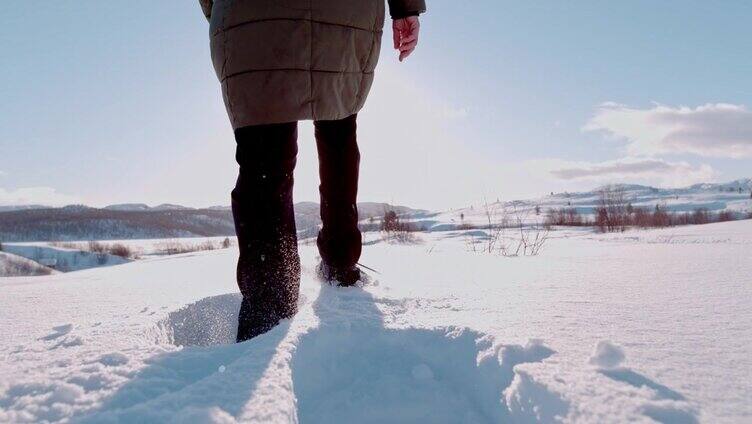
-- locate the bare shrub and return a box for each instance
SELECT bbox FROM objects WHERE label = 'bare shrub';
[202,240,217,250]
[467,201,549,257]
[221,237,232,249]
[651,204,672,228]
[691,208,711,225]
[499,212,550,257]
[385,229,421,244]
[107,243,133,258]
[545,207,584,227]
[381,210,401,232]
[156,240,194,255]
[470,200,506,254]
[717,210,735,222]
[381,210,420,244]
[49,241,85,250]
[631,207,651,227]
[595,185,629,232]
[88,240,107,253]
[516,223,550,256]
[155,239,220,255]
[81,240,137,259]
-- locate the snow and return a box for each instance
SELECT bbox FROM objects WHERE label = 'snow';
[1,244,129,272]
[416,182,752,231]
[588,341,625,369]
[0,251,58,277]
[1,220,751,423]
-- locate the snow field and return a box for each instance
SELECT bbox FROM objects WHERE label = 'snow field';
[1,220,751,422]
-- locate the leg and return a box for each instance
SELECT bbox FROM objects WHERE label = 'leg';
[314,114,362,271]
[232,122,300,342]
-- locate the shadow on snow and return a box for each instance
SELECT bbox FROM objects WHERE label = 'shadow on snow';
[76,287,570,423]
[291,285,565,423]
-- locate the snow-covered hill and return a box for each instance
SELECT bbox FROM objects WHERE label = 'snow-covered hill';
[2,220,750,422]
[0,202,424,242]
[415,179,752,231]
[0,251,58,277]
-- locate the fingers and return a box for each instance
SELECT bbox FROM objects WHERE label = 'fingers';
[393,16,420,62]
[399,39,418,52]
[398,48,414,62]
[399,33,417,46]
[399,46,415,62]
[392,22,400,49]
[397,30,418,62]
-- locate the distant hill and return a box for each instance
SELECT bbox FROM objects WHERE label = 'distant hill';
[440,178,752,224]
[103,203,152,211]
[532,179,752,217]
[413,178,752,232]
[0,205,48,212]
[0,202,425,242]
[688,178,752,192]
[103,203,195,211]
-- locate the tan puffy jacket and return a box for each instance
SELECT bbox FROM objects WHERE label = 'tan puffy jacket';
[200,0,426,128]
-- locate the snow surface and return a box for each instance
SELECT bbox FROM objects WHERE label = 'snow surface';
[0,244,129,272]
[0,252,58,277]
[8,237,235,258]
[1,221,751,423]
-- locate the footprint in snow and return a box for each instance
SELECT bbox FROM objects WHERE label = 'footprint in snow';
[590,340,698,423]
[40,324,73,341]
[159,292,309,347]
[79,288,561,423]
[97,352,129,367]
[51,336,83,350]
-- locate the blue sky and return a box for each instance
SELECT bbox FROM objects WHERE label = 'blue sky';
[2,1,751,209]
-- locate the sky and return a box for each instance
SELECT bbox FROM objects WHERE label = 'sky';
[1,1,751,210]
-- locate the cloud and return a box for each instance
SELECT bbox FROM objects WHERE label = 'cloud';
[0,187,80,207]
[533,157,717,187]
[583,103,752,158]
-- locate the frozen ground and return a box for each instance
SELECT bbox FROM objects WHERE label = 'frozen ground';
[1,220,750,423]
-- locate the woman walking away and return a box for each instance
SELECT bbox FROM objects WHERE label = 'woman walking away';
[199,0,426,342]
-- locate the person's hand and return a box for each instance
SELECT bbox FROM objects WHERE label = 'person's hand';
[392,16,420,62]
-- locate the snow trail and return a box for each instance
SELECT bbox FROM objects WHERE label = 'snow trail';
[73,281,557,423]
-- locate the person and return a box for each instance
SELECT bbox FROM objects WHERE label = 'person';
[199,0,426,342]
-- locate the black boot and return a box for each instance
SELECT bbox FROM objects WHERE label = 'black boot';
[314,114,363,273]
[233,122,301,343]
[316,260,362,287]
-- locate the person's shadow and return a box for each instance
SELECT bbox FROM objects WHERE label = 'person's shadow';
[74,286,568,423]
[291,284,564,423]
[74,293,290,423]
